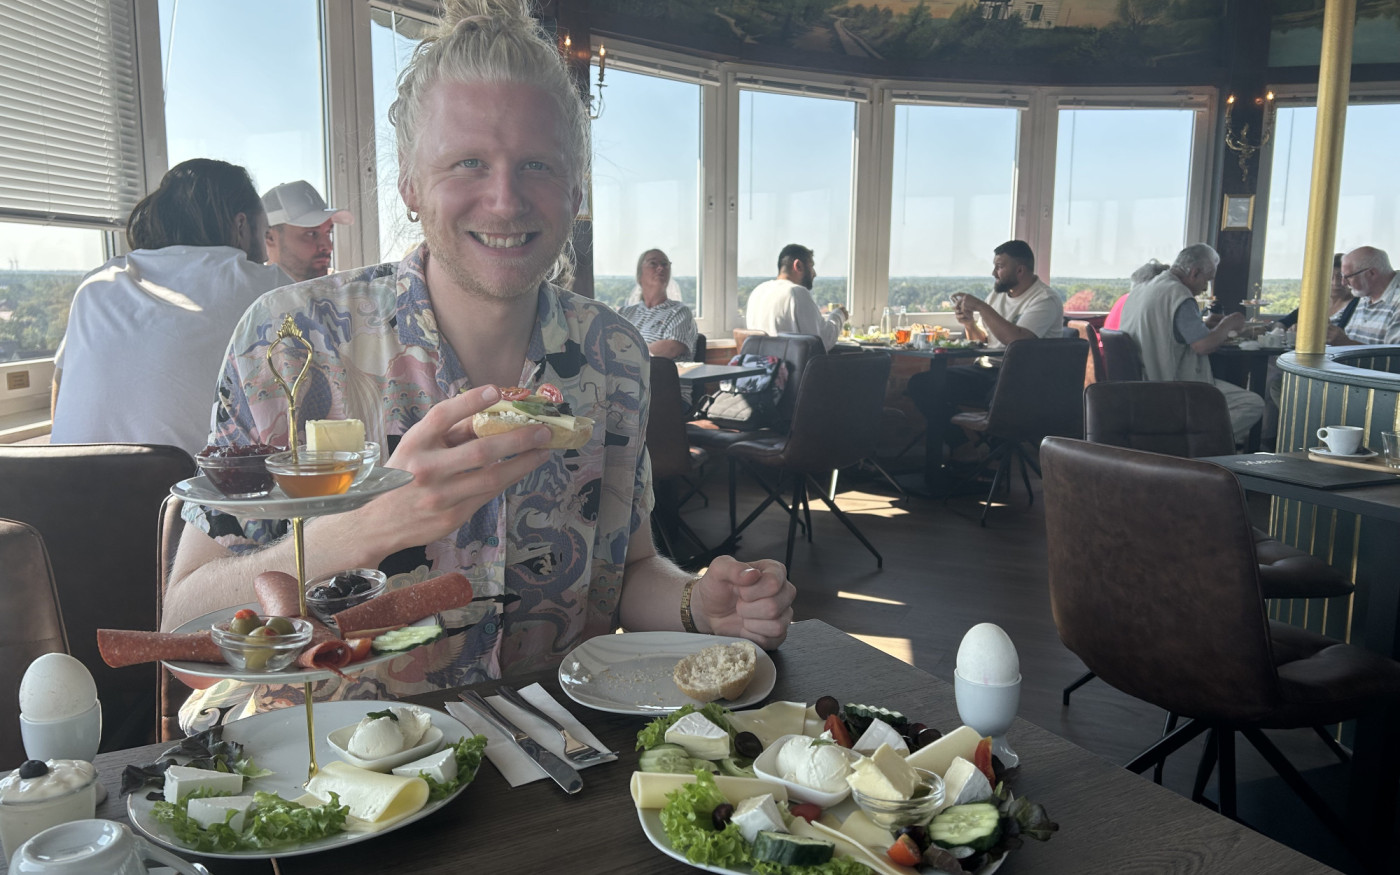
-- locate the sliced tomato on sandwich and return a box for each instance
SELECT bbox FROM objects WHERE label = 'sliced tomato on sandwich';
[499,386,532,401]
[537,382,564,403]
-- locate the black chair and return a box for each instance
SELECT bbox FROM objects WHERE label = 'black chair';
[1042,437,1400,851]
[1066,319,1105,386]
[726,352,892,568]
[948,338,1088,525]
[1098,328,1145,381]
[646,358,710,567]
[693,333,707,363]
[0,519,68,766]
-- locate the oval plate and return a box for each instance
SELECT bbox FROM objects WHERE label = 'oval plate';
[170,467,413,518]
[558,631,775,715]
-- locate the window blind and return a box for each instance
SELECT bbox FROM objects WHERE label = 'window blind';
[0,0,146,228]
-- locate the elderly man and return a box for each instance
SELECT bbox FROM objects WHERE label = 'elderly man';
[745,243,847,351]
[162,0,794,727]
[1326,247,1400,345]
[619,248,697,359]
[261,180,353,283]
[1120,243,1263,445]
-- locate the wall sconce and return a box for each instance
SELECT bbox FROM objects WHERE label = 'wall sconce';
[587,44,606,120]
[1223,91,1275,183]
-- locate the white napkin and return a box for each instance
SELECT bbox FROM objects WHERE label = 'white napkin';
[445,683,616,787]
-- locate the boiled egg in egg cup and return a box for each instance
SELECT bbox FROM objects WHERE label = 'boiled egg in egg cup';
[954,623,1022,768]
[18,654,106,803]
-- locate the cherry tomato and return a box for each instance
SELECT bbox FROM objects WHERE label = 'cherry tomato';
[345,638,374,663]
[824,713,853,748]
[537,383,564,403]
[789,802,822,823]
[887,834,923,867]
[974,736,996,784]
[499,386,532,401]
[233,608,258,622]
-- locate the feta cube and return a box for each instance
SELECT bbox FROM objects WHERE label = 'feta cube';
[163,765,244,803]
[392,748,458,784]
[185,795,255,832]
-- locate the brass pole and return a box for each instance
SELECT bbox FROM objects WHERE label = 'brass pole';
[1296,0,1355,355]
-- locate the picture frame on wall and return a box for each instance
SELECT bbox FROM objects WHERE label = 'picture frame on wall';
[1222,194,1254,231]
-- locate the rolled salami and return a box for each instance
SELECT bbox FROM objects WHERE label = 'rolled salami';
[332,572,474,638]
[254,570,301,617]
[298,639,352,673]
[97,629,223,668]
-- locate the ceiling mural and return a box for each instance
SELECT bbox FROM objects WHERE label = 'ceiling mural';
[1270,0,1400,67]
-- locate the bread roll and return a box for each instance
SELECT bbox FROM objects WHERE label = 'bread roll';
[673,640,758,702]
[472,410,593,450]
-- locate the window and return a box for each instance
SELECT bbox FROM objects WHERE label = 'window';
[590,67,703,313]
[370,6,435,263]
[888,103,1018,315]
[159,0,327,204]
[1050,108,1196,312]
[0,224,106,360]
[1261,102,1400,313]
[737,90,855,316]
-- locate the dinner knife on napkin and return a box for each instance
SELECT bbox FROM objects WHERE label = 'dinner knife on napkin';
[451,690,584,795]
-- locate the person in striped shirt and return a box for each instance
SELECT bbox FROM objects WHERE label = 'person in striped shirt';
[619,248,698,359]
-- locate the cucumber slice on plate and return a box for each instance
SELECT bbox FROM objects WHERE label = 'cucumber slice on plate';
[751,831,835,866]
[371,624,444,653]
[929,802,1003,852]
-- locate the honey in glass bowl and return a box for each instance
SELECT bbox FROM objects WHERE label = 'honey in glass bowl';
[265,450,363,498]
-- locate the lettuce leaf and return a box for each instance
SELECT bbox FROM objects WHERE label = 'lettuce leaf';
[422,734,488,801]
[150,790,348,853]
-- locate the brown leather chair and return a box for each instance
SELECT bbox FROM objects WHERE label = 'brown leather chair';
[0,519,68,766]
[1066,319,1105,386]
[1041,437,1400,846]
[726,352,892,568]
[0,444,196,750]
[1098,328,1145,381]
[949,337,1088,525]
[646,358,709,567]
[732,328,767,350]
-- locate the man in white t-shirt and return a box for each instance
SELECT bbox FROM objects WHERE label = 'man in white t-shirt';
[745,243,847,351]
[261,180,354,283]
[906,240,1065,482]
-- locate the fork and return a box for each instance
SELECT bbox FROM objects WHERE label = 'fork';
[497,685,616,764]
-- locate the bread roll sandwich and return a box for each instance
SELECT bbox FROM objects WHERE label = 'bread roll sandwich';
[673,640,758,702]
[472,385,594,450]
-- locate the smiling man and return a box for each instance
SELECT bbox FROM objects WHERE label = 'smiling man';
[161,0,795,728]
[261,180,353,283]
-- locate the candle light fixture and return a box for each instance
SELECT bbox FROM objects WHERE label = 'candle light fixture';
[588,44,606,120]
[1223,91,1276,183]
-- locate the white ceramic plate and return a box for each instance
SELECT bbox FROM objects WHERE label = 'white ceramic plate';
[326,721,445,772]
[752,733,859,806]
[128,701,475,859]
[1309,446,1379,459]
[170,467,413,518]
[163,603,436,683]
[558,632,776,715]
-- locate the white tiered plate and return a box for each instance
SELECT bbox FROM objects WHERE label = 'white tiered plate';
[171,467,413,517]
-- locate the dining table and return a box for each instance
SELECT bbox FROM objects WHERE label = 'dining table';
[675,362,772,389]
[1209,343,1284,452]
[22,620,1342,874]
[887,346,1005,493]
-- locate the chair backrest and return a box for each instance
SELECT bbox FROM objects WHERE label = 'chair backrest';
[732,328,767,350]
[645,358,695,482]
[157,494,187,741]
[1084,381,1235,458]
[779,352,893,473]
[693,333,707,363]
[1066,320,1105,386]
[1098,329,1145,381]
[739,333,827,429]
[0,443,196,751]
[982,338,1088,442]
[1041,437,1282,722]
[0,519,68,767]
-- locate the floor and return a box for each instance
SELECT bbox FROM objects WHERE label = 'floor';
[670,453,1372,874]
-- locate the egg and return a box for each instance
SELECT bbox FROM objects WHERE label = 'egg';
[19,653,98,721]
[956,623,1020,685]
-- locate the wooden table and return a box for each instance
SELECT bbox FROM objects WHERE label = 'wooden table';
[675,362,770,388]
[37,621,1339,874]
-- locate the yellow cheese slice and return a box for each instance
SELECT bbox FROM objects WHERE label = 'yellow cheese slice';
[728,701,807,749]
[840,808,897,850]
[483,400,577,431]
[306,419,365,453]
[629,771,789,809]
[904,725,982,777]
[303,761,429,831]
[796,818,920,875]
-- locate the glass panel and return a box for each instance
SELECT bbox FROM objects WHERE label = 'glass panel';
[590,68,702,313]
[159,0,327,209]
[0,223,105,359]
[737,90,854,317]
[888,104,1018,318]
[370,8,436,264]
[1050,108,1195,312]
[1261,104,1400,314]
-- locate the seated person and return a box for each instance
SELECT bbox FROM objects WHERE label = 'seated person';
[618,249,698,360]
[160,1,794,730]
[1325,246,1400,345]
[1119,243,1263,446]
[746,243,847,351]
[1275,253,1358,333]
[50,159,290,456]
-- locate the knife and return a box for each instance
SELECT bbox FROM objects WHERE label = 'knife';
[451,690,583,795]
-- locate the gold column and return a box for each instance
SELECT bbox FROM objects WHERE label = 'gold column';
[1296,0,1356,355]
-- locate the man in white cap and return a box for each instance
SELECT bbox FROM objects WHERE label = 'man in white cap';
[261,180,354,283]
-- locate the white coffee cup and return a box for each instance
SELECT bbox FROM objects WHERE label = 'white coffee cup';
[12,819,205,874]
[1317,425,1363,455]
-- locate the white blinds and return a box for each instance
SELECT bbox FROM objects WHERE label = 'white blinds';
[0,0,146,228]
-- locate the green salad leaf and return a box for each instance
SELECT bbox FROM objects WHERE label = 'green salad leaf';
[636,703,734,751]
[150,790,348,853]
[421,734,488,802]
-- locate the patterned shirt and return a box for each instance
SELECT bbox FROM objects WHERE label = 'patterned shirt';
[1343,273,1400,345]
[179,245,652,724]
[618,298,698,358]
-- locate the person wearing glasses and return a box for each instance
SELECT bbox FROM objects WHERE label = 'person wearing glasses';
[1326,247,1400,345]
[618,248,697,360]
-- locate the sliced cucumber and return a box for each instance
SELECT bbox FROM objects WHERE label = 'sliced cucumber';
[371,624,444,653]
[751,830,834,866]
[717,756,754,778]
[843,703,909,735]
[638,747,694,774]
[929,802,1003,852]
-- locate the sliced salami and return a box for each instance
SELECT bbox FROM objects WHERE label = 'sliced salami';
[254,570,302,617]
[97,629,223,668]
[332,572,474,637]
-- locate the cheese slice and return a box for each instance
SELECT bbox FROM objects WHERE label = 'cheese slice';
[853,717,909,756]
[186,795,255,832]
[483,400,577,431]
[871,744,919,799]
[905,725,982,777]
[730,793,786,843]
[797,818,920,875]
[942,756,994,809]
[728,701,807,750]
[664,711,730,759]
[629,771,789,809]
[840,809,896,850]
[163,765,244,803]
[306,419,365,453]
[303,761,429,831]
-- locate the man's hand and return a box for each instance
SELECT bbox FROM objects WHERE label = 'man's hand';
[1326,324,1353,345]
[692,556,795,649]
[1217,311,1245,334]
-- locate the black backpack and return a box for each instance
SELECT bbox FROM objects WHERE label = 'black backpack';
[697,354,788,430]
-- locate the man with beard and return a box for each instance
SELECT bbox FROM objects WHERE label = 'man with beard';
[261,180,353,282]
[745,243,847,351]
[161,0,795,728]
[906,240,1064,480]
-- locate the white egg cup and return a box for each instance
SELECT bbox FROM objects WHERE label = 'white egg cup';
[954,670,1021,769]
[19,702,105,804]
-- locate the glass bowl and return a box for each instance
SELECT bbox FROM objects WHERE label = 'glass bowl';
[304,568,387,625]
[195,444,283,498]
[851,767,946,829]
[266,450,363,498]
[210,617,312,672]
[353,441,381,485]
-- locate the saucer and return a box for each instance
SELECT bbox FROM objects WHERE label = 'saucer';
[1310,446,1378,459]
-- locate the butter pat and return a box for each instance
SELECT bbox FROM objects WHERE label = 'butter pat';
[163,765,243,803]
[665,712,731,760]
[307,419,365,453]
[846,743,920,801]
[186,795,255,832]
